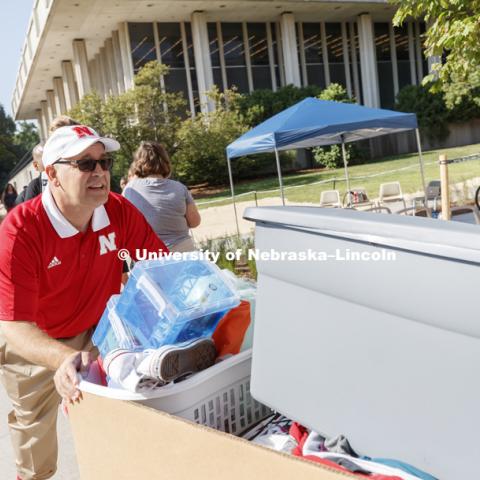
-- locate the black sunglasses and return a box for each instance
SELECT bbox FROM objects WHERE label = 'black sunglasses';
[54,156,114,172]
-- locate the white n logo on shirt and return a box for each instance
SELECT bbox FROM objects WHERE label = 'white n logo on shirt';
[99,232,117,255]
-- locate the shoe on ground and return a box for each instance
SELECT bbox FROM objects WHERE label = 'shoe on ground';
[149,338,217,383]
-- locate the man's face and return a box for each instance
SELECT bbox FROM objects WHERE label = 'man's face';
[47,142,111,209]
[32,151,44,172]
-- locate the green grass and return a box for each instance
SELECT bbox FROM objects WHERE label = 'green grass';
[195,143,480,208]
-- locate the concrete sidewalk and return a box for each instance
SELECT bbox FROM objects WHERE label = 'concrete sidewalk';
[0,386,80,479]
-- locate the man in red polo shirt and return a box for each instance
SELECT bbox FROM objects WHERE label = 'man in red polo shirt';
[0,125,168,480]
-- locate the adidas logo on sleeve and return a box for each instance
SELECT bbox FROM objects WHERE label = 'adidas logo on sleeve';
[47,256,62,269]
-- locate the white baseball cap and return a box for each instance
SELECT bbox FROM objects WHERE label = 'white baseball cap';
[42,125,120,167]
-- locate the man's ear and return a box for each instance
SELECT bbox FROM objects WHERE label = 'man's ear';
[45,165,60,186]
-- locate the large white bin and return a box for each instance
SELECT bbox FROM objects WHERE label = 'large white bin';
[244,206,480,479]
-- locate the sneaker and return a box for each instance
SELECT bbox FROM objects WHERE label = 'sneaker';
[148,338,217,383]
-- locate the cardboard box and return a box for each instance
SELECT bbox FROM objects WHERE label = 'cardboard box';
[69,393,353,479]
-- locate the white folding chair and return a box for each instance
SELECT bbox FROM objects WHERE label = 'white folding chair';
[378,182,406,210]
[320,190,342,208]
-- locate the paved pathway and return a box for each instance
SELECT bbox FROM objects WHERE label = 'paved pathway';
[0,386,80,479]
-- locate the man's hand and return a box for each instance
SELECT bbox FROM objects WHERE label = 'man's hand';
[53,351,93,403]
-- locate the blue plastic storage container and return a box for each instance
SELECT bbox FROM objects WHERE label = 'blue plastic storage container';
[92,295,141,358]
[115,257,240,349]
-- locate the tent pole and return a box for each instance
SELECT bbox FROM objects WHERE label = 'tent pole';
[415,128,427,201]
[341,135,352,206]
[274,146,285,205]
[227,155,241,238]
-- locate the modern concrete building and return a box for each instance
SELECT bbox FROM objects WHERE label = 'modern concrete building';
[9,0,431,188]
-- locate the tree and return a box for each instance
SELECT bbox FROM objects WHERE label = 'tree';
[393,0,480,107]
[0,105,25,188]
[14,121,40,150]
[173,88,250,185]
[68,61,186,188]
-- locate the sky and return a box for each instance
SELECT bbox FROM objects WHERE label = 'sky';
[0,1,34,118]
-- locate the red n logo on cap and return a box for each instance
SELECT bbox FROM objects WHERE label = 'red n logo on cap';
[72,126,94,138]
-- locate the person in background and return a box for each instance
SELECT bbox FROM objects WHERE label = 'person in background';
[123,141,201,252]
[15,144,45,205]
[48,114,80,135]
[1,183,18,212]
[120,175,128,192]
[16,116,81,206]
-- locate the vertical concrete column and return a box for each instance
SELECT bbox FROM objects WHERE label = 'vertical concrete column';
[112,30,126,93]
[180,22,196,115]
[53,77,67,114]
[94,55,106,98]
[118,22,135,90]
[72,39,92,98]
[349,22,361,103]
[279,12,301,87]
[357,13,380,108]
[105,38,119,96]
[62,60,79,110]
[191,11,214,112]
[407,22,417,85]
[275,22,286,86]
[320,22,330,86]
[341,22,352,97]
[242,22,254,92]
[89,59,99,93]
[414,22,424,84]
[36,108,46,142]
[99,47,112,97]
[40,100,51,131]
[46,90,57,122]
[216,22,228,92]
[389,23,399,97]
[297,22,308,87]
[266,23,278,91]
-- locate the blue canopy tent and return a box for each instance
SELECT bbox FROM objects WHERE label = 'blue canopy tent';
[226,97,424,234]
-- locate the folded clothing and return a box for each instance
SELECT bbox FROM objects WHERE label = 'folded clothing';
[241,417,437,480]
[213,300,251,358]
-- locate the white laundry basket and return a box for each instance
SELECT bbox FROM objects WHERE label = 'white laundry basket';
[79,349,271,436]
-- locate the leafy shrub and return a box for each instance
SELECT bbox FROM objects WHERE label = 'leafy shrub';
[235,84,324,126]
[173,88,251,185]
[311,84,359,168]
[69,62,186,189]
[395,84,450,140]
[395,83,480,141]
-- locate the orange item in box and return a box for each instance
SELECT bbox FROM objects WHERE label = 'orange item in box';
[212,300,251,357]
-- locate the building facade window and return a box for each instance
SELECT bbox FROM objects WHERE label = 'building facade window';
[221,23,249,93]
[157,23,189,100]
[325,23,346,88]
[208,23,224,91]
[349,22,362,102]
[394,24,412,92]
[270,23,284,88]
[124,19,429,115]
[374,22,395,109]
[418,22,428,79]
[183,22,200,112]
[128,23,156,73]
[247,23,272,90]
[302,23,326,89]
